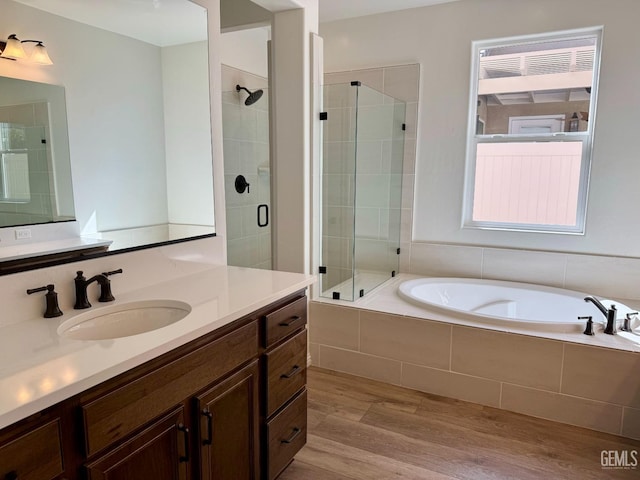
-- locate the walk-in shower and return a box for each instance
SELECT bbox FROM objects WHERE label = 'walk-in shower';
[222,84,271,270]
[320,82,406,300]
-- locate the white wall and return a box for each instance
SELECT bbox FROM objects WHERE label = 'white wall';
[320,0,640,258]
[220,0,271,31]
[162,41,215,227]
[271,6,319,274]
[221,28,270,78]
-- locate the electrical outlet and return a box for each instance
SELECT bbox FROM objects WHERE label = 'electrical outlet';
[15,228,32,240]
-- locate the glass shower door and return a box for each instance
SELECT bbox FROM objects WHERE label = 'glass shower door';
[319,82,405,300]
[320,83,358,300]
[353,85,405,297]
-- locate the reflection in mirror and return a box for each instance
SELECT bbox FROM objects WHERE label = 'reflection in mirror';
[0,0,215,269]
[0,77,74,227]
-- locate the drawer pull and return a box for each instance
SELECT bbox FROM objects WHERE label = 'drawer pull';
[178,424,190,463]
[4,472,18,480]
[280,365,302,379]
[202,410,213,446]
[278,316,302,327]
[281,427,301,444]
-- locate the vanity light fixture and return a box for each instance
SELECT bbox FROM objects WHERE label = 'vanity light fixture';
[0,34,53,65]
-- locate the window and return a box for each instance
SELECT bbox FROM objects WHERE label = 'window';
[463,27,602,234]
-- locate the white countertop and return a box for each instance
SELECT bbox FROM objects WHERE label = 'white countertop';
[0,265,315,430]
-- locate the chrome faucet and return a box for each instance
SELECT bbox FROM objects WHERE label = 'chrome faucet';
[74,269,123,309]
[584,295,617,335]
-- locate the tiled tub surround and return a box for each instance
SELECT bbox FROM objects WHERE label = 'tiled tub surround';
[408,242,640,302]
[0,237,314,430]
[309,274,640,440]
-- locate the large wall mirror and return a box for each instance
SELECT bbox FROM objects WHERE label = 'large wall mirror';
[0,0,215,271]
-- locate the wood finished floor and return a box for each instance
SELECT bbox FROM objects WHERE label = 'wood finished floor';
[279,367,640,480]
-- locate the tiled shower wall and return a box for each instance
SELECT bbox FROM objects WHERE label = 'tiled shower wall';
[0,102,56,226]
[221,65,271,269]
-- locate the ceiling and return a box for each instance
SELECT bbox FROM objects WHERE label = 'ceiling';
[319,0,462,23]
[12,0,462,46]
[13,0,207,46]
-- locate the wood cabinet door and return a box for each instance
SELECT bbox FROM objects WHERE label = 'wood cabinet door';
[0,418,64,480]
[196,361,260,480]
[85,407,188,480]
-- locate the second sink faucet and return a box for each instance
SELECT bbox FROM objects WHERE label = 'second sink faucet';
[74,269,123,309]
[584,295,617,335]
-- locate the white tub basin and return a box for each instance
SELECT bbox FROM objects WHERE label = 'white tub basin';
[397,277,639,332]
[57,300,192,340]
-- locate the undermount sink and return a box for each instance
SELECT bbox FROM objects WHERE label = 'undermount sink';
[57,300,192,341]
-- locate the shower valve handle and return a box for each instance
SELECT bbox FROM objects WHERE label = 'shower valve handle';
[235,175,250,194]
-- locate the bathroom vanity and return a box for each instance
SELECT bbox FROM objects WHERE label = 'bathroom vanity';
[0,266,313,480]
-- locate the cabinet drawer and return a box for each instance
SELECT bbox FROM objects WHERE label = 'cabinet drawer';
[82,321,258,457]
[266,389,307,480]
[0,419,63,480]
[265,329,307,417]
[262,296,307,348]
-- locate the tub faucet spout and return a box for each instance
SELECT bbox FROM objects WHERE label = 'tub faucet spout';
[584,296,617,335]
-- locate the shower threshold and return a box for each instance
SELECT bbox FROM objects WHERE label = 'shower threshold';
[322,270,393,301]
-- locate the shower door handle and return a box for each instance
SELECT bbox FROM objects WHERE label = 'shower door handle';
[257,204,269,227]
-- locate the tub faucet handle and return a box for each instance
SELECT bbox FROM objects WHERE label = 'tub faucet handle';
[621,312,638,332]
[578,316,594,336]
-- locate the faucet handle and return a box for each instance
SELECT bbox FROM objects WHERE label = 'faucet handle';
[98,268,122,302]
[578,316,595,336]
[621,312,638,332]
[27,284,63,318]
[102,268,123,277]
